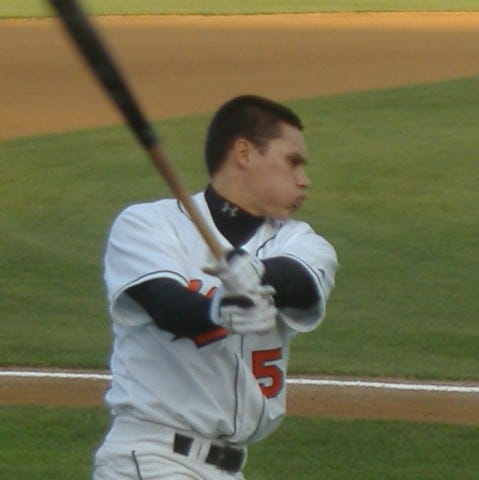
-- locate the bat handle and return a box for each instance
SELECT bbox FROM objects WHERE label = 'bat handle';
[148,146,225,260]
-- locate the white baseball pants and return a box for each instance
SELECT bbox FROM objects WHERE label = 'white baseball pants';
[92,416,246,480]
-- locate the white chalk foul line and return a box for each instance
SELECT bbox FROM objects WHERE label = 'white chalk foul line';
[1,370,479,394]
[291,377,479,394]
[0,370,110,381]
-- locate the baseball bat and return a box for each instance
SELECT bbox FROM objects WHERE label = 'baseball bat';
[47,0,224,260]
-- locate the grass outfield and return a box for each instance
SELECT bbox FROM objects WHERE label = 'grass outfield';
[292,77,479,379]
[1,0,479,17]
[1,406,478,479]
[1,77,478,379]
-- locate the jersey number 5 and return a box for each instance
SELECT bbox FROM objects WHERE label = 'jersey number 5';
[252,348,284,398]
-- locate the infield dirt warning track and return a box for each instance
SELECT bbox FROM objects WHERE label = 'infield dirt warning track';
[1,370,479,426]
[1,13,479,424]
[1,12,479,140]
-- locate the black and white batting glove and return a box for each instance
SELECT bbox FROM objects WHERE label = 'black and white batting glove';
[209,284,277,334]
[204,249,265,294]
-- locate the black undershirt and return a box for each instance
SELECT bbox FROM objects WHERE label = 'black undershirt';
[204,185,264,248]
[126,186,318,338]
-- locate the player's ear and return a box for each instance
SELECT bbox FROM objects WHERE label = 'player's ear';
[232,138,253,169]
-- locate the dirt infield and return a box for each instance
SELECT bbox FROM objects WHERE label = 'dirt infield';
[1,13,478,425]
[1,372,479,426]
[2,13,479,140]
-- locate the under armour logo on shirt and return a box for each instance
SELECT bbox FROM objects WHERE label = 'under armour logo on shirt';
[221,202,239,217]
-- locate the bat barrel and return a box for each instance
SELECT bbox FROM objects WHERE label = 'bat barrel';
[48,0,225,260]
[48,0,157,150]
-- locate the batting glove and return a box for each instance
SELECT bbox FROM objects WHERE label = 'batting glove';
[204,249,265,294]
[209,284,277,334]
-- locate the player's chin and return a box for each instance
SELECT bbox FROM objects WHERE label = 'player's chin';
[273,204,300,220]
[265,198,304,219]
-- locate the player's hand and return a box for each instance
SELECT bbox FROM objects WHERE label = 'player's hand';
[204,249,265,294]
[209,285,277,334]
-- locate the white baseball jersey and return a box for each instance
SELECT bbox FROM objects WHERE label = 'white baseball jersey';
[103,191,338,445]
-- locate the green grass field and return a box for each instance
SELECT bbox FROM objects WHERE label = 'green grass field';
[1,0,479,17]
[1,406,478,479]
[1,77,478,380]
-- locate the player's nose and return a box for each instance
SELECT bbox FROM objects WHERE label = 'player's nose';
[296,167,311,188]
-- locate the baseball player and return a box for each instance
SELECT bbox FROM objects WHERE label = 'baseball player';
[93,95,338,479]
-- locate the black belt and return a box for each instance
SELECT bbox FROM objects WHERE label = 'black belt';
[173,433,245,473]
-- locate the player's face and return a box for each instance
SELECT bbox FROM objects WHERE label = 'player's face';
[245,123,311,219]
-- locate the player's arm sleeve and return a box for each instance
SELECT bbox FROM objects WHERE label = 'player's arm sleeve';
[104,204,190,327]
[265,223,338,333]
[262,257,319,309]
[126,278,218,337]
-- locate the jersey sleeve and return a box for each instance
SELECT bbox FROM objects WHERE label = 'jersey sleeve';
[104,203,188,327]
[265,221,338,333]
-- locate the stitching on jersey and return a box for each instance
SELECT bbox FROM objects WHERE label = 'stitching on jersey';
[220,353,241,441]
[232,353,240,440]
[255,228,282,257]
[177,199,190,220]
[131,450,144,480]
[234,353,241,439]
[246,392,267,444]
[125,270,189,288]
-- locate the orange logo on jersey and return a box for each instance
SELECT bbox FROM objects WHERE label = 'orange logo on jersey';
[187,279,216,298]
[187,279,228,347]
